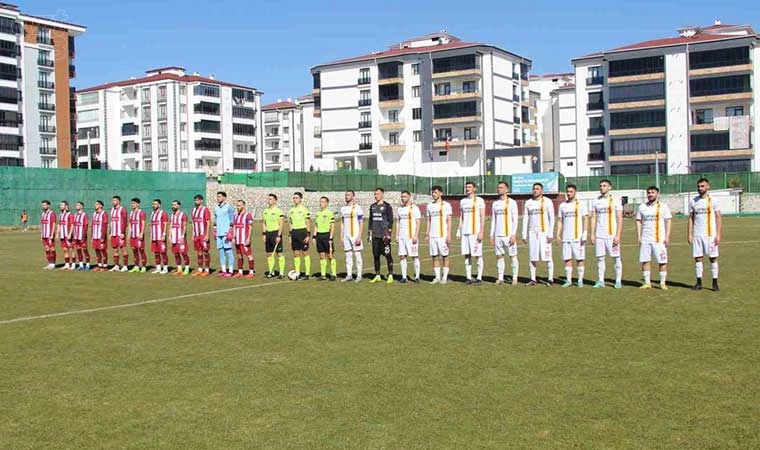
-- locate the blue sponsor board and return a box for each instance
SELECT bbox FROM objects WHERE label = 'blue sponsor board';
[511,173,560,194]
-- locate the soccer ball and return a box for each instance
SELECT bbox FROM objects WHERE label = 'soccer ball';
[287,270,299,281]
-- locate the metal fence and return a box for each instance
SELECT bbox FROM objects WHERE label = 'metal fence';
[565,172,760,194]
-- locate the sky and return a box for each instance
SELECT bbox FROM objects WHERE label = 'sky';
[27,0,760,104]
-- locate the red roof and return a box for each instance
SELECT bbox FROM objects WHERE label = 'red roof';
[262,101,298,110]
[78,72,260,94]
[315,40,482,67]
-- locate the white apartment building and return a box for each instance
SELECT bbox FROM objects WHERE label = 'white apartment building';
[529,73,576,173]
[569,22,760,176]
[0,3,85,169]
[298,93,331,172]
[261,100,303,172]
[76,66,262,174]
[310,31,539,177]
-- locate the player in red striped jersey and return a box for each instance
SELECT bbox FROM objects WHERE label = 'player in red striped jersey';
[231,199,255,278]
[191,194,212,276]
[57,201,75,270]
[128,198,147,273]
[91,200,109,271]
[40,200,57,270]
[170,200,191,275]
[149,199,170,274]
[72,201,91,271]
[109,196,129,272]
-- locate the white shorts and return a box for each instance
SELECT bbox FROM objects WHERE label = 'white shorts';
[398,238,419,257]
[429,237,449,257]
[640,242,668,264]
[529,232,552,262]
[494,236,518,257]
[461,235,483,257]
[692,236,719,259]
[562,241,586,261]
[342,235,363,252]
[595,237,621,258]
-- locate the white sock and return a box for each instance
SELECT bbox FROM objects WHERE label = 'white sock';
[476,257,484,280]
[220,264,226,273]
[355,252,363,277]
[565,266,572,283]
[497,258,505,281]
[345,252,353,277]
[659,271,667,284]
[577,266,585,283]
[695,261,703,278]
[511,256,519,279]
[643,271,651,284]
[434,266,441,280]
[443,267,449,281]
[238,269,243,274]
[400,259,408,279]
[178,265,183,271]
[614,257,622,283]
[711,262,719,279]
[414,259,420,279]
[597,257,606,283]
[464,256,472,280]
[547,260,554,281]
[529,262,537,281]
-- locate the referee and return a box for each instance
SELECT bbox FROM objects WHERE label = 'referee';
[288,192,312,280]
[313,196,337,280]
[368,187,394,284]
[262,194,285,278]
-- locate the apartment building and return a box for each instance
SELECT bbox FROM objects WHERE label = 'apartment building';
[261,100,302,171]
[571,21,760,176]
[76,67,262,174]
[0,3,85,168]
[530,73,576,172]
[311,31,536,177]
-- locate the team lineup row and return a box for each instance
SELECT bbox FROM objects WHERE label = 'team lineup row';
[36,177,722,290]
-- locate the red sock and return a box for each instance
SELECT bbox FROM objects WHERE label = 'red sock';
[154,253,161,265]
[162,253,169,265]
[122,254,128,266]
[139,249,147,266]
[237,258,244,270]
[174,254,181,265]
[75,249,82,263]
[183,254,190,266]
[51,250,56,263]
[204,253,211,269]
[247,258,254,271]
[83,248,90,263]
[132,249,139,266]
[197,254,203,267]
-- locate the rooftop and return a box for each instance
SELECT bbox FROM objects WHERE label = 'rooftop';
[262,101,299,111]
[78,68,260,94]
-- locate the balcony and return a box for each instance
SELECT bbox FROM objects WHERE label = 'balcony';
[38,103,55,111]
[359,142,372,150]
[358,121,372,129]
[38,81,55,90]
[434,138,481,148]
[587,76,605,86]
[588,126,605,136]
[313,126,321,137]
[380,143,405,152]
[689,86,752,104]
[432,113,482,125]
[432,63,481,80]
[141,95,150,104]
[379,98,403,108]
[513,94,520,102]
[358,77,371,86]
[265,132,280,139]
[432,90,482,103]
[608,98,666,110]
[587,102,604,111]
[588,152,606,161]
[37,58,54,68]
[37,36,53,46]
[313,108,321,117]
[378,72,403,86]
[358,99,372,107]
[39,147,57,155]
[379,120,404,131]
[39,124,56,133]
[514,139,522,146]
[314,147,322,158]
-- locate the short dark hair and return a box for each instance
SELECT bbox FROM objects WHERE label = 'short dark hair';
[431,185,443,193]
[194,194,204,201]
[401,190,411,196]
[61,200,69,207]
[41,200,51,206]
[268,193,278,201]
[76,201,84,207]
[152,199,161,205]
[95,200,104,207]
[173,200,181,206]
[113,195,121,201]
[293,192,303,199]
[237,199,246,205]
[375,187,385,193]
[465,180,476,187]
[131,198,141,204]
[533,183,544,189]
[600,179,612,187]
[217,191,227,198]
[697,178,710,185]
[347,190,356,196]
[320,196,329,203]
[647,185,659,192]
[497,181,509,188]
[566,184,577,191]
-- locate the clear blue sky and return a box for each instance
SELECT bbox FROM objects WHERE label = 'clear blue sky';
[29,0,759,103]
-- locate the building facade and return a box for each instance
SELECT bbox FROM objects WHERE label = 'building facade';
[76,67,262,174]
[261,100,303,172]
[310,32,536,177]
[0,3,85,168]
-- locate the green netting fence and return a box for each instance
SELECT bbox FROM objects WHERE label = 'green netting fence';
[0,167,206,226]
[565,172,760,194]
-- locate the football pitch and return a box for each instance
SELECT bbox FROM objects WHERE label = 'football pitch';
[1,217,759,449]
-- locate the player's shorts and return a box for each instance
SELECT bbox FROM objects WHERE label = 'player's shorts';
[60,238,74,250]
[692,235,719,259]
[172,242,188,255]
[494,236,518,257]
[41,238,54,249]
[316,232,333,254]
[92,239,106,250]
[235,244,252,256]
[562,241,585,261]
[110,236,126,249]
[265,231,283,254]
[342,235,363,251]
[428,236,449,257]
[290,229,309,252]
[193,236,210,252]
[151,240,167,254]
[130,238,144,249]
[528,232,552,262]
[73,239,88,249]
[595,237,620,258]
[216,235,233,250]
[460,234,483,257]
[640,242,668,264]
[398,237,419,257]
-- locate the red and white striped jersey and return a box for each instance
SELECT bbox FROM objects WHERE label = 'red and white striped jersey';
[170,211,187,244]
[40,210,56,239]
[73,211,89,240]
[110,206,127,237]
[92,210,108,239]
[58,211,74,239]
[233,211,254,245]
[129,209,146,239]
[150,209,168,241]
[191,205,211,238]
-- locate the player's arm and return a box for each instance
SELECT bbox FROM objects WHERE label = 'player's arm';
[204,209,211,242]
[489,206,496,241]
[589,206,597,244]
[385,203,393,238]
[357,209,365,244]
[521,203,528,243]
[305,212,312,242]
[687,202,695,244]
[556,208,563,242]
[635,207,643,244]
[414,208,421,243]
[139,212,146,240]
[582,213,589,244]
[394,210,400,241]
[458,205,463,237]
[547,203,555,242]
[614,203,623,244]
[664,214,672,247]
[445,210,452,244]
[53,214,59,239]
[277,213,284,242]
[182,214,187,243]
[714,209,722,245]
[478,201,485,241]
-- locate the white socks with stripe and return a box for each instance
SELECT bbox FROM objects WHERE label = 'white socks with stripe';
[597,257,606,283]
[511,256,519,280]
[711,262,719,279]
[476,257,484,280]
[345,252,353,277]
[414,259,420,280]
[695,261,704,278]
[565,266,573,283]
[497,258,505,281]
[464,257,472,280]
[614,257,622,284]
[434,267,441,280]
[400,259,408,279]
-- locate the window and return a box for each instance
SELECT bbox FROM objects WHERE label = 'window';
[412,63,420,75]
[0,63,19,81]
[412,86,420,98]
[413,130,421,142]
[610,163,666,175]
[194,101,219,115]
[159,160,168,171]
[143,142,152,154]
[78,92,99,106]
[435,83,451,96]
[588,116,604,135]
[233,123,256,136]
[692,159,750,173]
[180,104,187,114]
[0,17,20,35]
[726,106,744,116]
[610,109,666,130]
[195,138,221,151]
[609,82,665,103]
[433,54,476,73]
[690,46,749,70]
[690,75,750,97]
[181,159,188,170]
[194,120,219,133]
[359,89,371,106]
[694,109,714,124]
[589,143,605,160]
[435,128,452,142]
[0,134,22,151]
[193,83,220,98]
[158,85,167,101]
[588,91,604,110]
[158,141,168,156]
[464,127,476,140]
[388,132,399,145]
[358,68,370,84]
[78,109,98,123]
[77,126,100,139]
[158,122,168,137]
[360,111,371,121]
[462,81,476,93]
[433,102,477,120]
[588,66,603,78]
[608,56,664,77]
[412,108,422,120]
[283,141,290,149]
[179,85,186,96]
[144,160,153,171]
[141,88,150,103]
[388,110,398,123]
[233,158,256,170]
[379,84,401,101]
[158,103,167,119]
[283,126,289,134]
[232,88,255,102]
[691,133,729,151]
[180,122,187,133]
[180,141,187,151]
[41,159,52,168]
[233,106,256,119]
[283,111,290,118]
[142,106,151,121]
[143,124,152,138]
[611,137,665,156]
[359,133,372,149]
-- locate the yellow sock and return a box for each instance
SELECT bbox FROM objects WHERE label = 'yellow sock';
[330,259,337,276]
[294,257,301,273]
[278,255,285,274]
[267,256,274,273]
[320,259,327,276]
[304,257,311,275]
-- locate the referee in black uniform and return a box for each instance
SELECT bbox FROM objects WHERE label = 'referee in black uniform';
[368,187,394,283]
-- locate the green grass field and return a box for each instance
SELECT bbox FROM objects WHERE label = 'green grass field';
[1,217,759,449]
